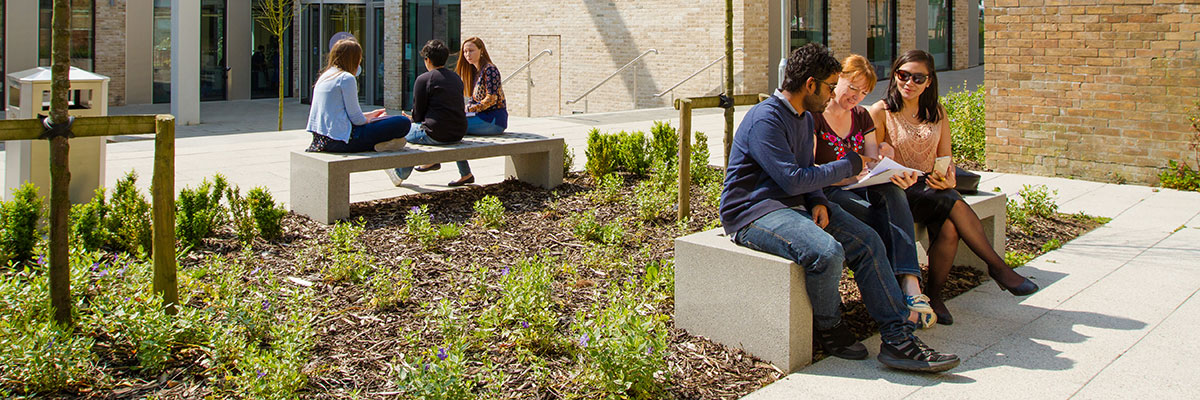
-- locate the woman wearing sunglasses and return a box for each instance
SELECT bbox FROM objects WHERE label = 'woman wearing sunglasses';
[813,54,933,328]
[868,50,1039,326]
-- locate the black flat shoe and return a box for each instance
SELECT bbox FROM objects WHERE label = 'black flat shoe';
[936,310,954,326]
[447,175,475,187]
[815,322,869,360]
[415,163,441,172]
[995,275,1039,296]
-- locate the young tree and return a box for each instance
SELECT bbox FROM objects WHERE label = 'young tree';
[723,0,734,169]
[48,0,73,325]
[254,0,295,131]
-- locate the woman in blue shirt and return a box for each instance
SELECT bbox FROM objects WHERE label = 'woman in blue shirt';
[305,39,409,153]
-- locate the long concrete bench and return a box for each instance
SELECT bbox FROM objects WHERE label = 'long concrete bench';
[290,132,564,224]
[674,190,1005,372]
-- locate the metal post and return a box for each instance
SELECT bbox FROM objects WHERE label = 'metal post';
[678,99,693,220]
[632,68,638,110]
[527,70,534,118]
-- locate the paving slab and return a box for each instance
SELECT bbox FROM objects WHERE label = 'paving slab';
[1056,184,1156,219]
[1101,189,1200,231]
[1070,289,1200,399]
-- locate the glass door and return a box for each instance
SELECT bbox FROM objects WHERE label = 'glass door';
[372,5,385,106]
[928,0,952,70]
[200,0,228,101]
[301,2,368,104]
[403,0,460,109]
[152,0,171,103]
[252,2,294,99]
[867,0,895,78]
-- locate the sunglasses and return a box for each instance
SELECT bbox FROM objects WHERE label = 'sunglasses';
[895,70,929,85]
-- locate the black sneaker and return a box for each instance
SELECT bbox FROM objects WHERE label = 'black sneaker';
[878,335,960,372]
[815,322,869,360]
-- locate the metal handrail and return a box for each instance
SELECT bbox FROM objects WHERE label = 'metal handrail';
[654,48,743,98]
[501,49,554,86]
[566,49,658,107]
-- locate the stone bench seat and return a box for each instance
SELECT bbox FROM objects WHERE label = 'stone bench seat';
[290,132,564,223]
[674,190,1005,372]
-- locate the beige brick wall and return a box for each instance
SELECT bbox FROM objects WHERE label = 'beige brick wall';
[384,0,404,109]
[899,0,917,56]
[827,1,853,58]
[95,0,126,106]
[984,0,1200,185]
[953,0,969,69]
[461,0,770,116]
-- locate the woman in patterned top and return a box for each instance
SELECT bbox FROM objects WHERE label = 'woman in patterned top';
[869,50,1039,326]
[813,54,930,328]
[415,37,509,187]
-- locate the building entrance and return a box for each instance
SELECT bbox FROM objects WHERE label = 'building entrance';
[300,1,385,106]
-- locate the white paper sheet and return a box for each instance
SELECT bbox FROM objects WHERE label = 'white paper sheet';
[842,157,924,190]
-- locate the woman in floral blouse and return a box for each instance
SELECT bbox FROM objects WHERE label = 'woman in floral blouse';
[813,54,931,328]
[415,37,509,187]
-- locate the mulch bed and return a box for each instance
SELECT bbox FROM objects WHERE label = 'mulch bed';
[75,173,1102,399]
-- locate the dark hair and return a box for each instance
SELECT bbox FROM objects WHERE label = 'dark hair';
[421,40,450,67]
[780,43,841,93]
[884,49,943,124]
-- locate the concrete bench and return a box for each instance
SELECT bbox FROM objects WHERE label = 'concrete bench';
[674,190,1005,372]
[290,132,564,223]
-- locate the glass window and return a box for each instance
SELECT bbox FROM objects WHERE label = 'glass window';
[38,0,95,71]
[251,1,295,99]
[928,0,952,70]
[153,0,170,103]
[867,0,895,78]
[403,0,460,110]
[373,7,385,106]
[978,0,984,64]
[323,4,366,102]
[790,0,827,50]
[2,0,6,111]
[200,0,228,101]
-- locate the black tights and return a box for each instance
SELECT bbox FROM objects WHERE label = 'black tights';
[926,200,1027,311]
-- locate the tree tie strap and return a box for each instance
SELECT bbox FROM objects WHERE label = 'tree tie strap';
[39,115,76,140]
[718,94,733,109]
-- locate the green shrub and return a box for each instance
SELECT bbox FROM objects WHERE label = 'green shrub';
[225,185,257,245]
[325,219,374,283]
[394,344,475,399]
[942,85,986,168]
[370,260,414,310]
[1159,160,1200,192]
[1005,251,1035,268]
[1018,184,1059,218]
[690,131,723,186]
[175,175,228,250]
[632,180,674,222]
[563,143,576,176]
[1006,198,1030,230]
[591,173,624,204]
[649,120,679,167]
[472,195,505,229]
[615,131,651,176]
[107,172,153,256]
[0,319,95,394]
[571,211,624,245]
[585,128,620,178]
[0,183,44,266]
[70,188,109,251]
[247,187,287,240]
[574,280,669,398]
[479,257,562,353]
[1041,238,1062,252]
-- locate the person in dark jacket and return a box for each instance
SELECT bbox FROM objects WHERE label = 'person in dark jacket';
[719,43,959,372]
[385,39,469,186]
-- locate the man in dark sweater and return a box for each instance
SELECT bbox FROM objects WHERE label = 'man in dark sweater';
[719,43,959,372]
[386,39,468,186]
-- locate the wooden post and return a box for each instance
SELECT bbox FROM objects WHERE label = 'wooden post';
[678,99,693,220]
[153,115,178,314]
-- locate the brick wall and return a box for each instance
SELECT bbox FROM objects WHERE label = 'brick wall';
[461,0,770,116]
[985,0,1200,185]
[384,0,403,109]
[827,1,853,58]
[95,0,126,106]
[899,0,917,56]
[953,0,970,69]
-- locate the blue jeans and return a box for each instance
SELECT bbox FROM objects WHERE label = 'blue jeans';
[393,123,460,180]
[734,203,913,342]
[824,184,921,280]
[454,116,507,176]
[318,115,411,153]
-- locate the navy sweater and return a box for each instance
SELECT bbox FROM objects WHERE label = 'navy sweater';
[719,93,862,237]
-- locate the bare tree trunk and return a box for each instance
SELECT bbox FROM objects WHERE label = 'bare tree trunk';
[48,0,73,326]
[278,41,285,131]
[723,0,734,170]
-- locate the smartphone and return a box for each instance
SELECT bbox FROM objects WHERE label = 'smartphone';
[933,156,952,175]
